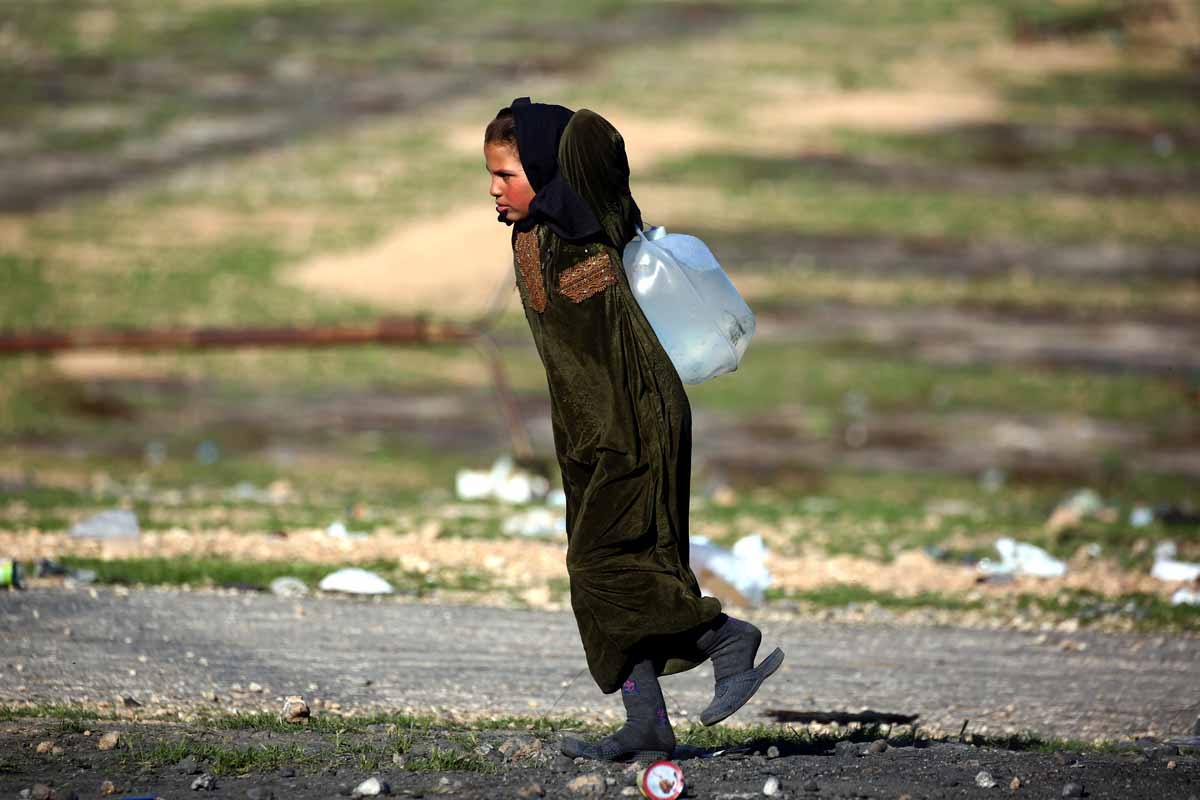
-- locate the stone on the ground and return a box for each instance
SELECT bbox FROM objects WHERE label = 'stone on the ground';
[517,782,545,798]
[248,682,264,693]
[35,741,53,754]
[281,695,310,724]
[566,773,606,797]
[1062,783,1084,798]
[834,740,860,758]
[867,739,889,754]
[1011,777,1022,790]
[99,781,116,796]
[96,732,120,751]
[30,785,55,800]
[246,788,275,800]
[192,773,217,791]
[121,695,141,708]
[763,775,782,795]
[176,755,202,774]
[269,576,309,598]
[766,745,781,758]
[351,777,390,797]
[975,770,996,788]
[803,781,820,792]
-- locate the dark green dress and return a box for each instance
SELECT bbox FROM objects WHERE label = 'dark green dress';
[512,110,722,694]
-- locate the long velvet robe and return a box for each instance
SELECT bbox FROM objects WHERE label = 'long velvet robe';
[512,109,722,693]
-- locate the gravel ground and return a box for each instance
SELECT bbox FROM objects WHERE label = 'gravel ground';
[1,587,1199,798]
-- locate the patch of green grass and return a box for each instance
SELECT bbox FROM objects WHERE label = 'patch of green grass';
[1017,589,1200,632]
[648,153,1200,244]
[767,583,983,612]
[404,744,496,773]
[688,338,1194,425]
[121,735,314,776]
[831,126,1200,172]
[1009,69,1200,128]
[0,704,116,723]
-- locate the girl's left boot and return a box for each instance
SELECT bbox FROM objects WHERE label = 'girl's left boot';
[560,659,676,762]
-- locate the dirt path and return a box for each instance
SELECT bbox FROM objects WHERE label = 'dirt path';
[3,588,1197,742]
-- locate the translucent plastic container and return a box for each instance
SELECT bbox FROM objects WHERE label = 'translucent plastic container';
[622,226,755,384]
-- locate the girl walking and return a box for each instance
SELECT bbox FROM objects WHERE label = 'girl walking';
[484,97,783,761]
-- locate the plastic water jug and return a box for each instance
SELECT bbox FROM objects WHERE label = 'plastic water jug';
[622,226,755,384]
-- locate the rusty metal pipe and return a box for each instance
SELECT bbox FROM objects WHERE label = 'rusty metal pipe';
[0,319,534,457]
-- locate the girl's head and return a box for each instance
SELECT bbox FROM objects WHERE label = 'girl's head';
[484,108,535,224]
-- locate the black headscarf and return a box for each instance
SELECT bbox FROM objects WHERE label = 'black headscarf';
[502,97,603,242]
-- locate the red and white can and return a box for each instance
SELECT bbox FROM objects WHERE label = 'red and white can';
[638,760,684,800]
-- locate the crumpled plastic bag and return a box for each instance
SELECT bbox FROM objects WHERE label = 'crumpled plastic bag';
[977,537,1067,578]
[690,533,771,606]
[1150,541,1200,583]
[318,568,394,595]
[623,226,755,384]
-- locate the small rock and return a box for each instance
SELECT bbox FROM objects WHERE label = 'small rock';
[1053,751,1075,767]
[36,740,54,754]
[763,776,781,796]
[517,782,545,798]
[281,695,310,724]
[177,755,203,774]
[803,781,819,792]
[975,771,996,788]
[248,682,264,693]
[192,773,217,791]
[51,746,64,756]
[867,739,889,754]
[565,773,606,798]
[279,767,297,778]
[351,777,390,797]
[620,789,639,798]
[1011,777,1021,790]
[97,732,120,751]
[834,740,860,758]
[99,781,116,796]
[246,789,275,800]
[31,785,55,800]
[121,696,141,708]
[766,745,780,758]
[1168,760,1178,769]
[1062,783,1084,798]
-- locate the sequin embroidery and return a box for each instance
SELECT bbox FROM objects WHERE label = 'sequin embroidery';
[514,228,546,313]
[559,249,618,303]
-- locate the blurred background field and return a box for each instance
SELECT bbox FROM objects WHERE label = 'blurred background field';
[1,0,1198,631]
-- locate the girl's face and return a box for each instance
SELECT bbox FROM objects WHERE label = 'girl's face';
[485,142,535,223]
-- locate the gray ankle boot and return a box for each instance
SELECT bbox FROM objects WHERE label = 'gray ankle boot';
[696,615,785,726]
[560,659,676,762]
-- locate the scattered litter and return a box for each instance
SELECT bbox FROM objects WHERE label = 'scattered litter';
[1150,542,1200,583]
[70,509,140,540]
[194,440,221,465]
[638,761,684,800]
[318,568,394,595]
[979,466,1007,493]
[1170,588,1200,606]
[326,521,368,541]
[501,508,566,538]
[269,577,310,598]
[1045,489,1106,535]
[0,558,21,589]
[977,538,1066,578]
[1129,506,1155,528]
[455,456,550,505]
[690,533,771,606]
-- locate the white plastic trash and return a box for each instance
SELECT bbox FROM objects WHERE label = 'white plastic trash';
[69,509,140,540]
[977,537,1067,578]
[1150,540,1200,583]
[501,508,566,538]
[1171,587,1200,606]
[318,568,394,595]
[623,226,755,384]
[690,533,771,606]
